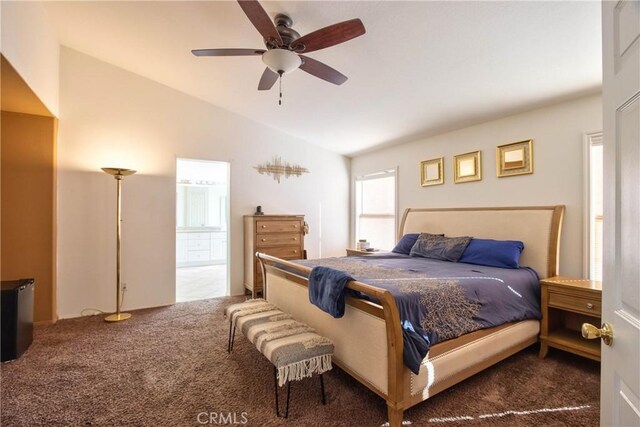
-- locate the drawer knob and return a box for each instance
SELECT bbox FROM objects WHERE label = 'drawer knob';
[261,238,266,242]
[293,224,298,228]
[586,303,594,309]
[292,237,297,241]
[293,250,298,254]
[261,225,266,228]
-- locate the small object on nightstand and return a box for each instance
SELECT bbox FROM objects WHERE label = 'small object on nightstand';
[538,276,602,361]
[255,206,264,215]
[356,239,370,250]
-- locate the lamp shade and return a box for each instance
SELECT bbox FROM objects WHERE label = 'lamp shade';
[101,167,137,177]
[262,49,302,74]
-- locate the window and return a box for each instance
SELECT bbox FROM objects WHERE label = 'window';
[354,169,396,250]
[585,133,603,281]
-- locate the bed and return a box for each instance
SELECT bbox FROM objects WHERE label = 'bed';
[256,205,565,426]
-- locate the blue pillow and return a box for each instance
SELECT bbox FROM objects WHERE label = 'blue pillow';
[459,238,525,269]
[409,233,472,262]
[392,233,419,255]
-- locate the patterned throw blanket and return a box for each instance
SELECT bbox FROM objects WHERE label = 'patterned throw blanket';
[296,254,540,375]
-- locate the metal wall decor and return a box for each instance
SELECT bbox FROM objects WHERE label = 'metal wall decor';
[254,156,309,183]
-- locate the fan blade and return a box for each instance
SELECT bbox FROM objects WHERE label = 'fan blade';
[192,48,265,57]
[299,55,348,85]
[258,67,279,90]
[237,0,283,47]
[291,19,365,53]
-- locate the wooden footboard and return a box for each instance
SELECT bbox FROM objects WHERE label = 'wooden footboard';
[257,254,407,425]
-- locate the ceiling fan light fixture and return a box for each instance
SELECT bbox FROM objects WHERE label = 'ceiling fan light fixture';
[262,49,301,74]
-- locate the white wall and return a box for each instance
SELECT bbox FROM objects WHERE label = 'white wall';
[1,1,59,116]
[351,94,602,278]
[57,47,350,319]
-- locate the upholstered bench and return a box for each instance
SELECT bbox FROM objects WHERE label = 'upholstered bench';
[225,299,334,418]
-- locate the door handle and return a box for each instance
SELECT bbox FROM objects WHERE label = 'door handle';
[582,322,613,346]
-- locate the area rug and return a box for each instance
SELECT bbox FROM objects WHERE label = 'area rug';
[1,296,600,426]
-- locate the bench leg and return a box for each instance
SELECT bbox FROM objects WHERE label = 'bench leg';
[320,374,326,405]
[284,381,291,418]
[227,321,237,353]
[274,367,280,417]
[273,367,292,418]
[274,370,327,418]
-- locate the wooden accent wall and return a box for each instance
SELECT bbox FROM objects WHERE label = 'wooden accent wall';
[1,113,57,324]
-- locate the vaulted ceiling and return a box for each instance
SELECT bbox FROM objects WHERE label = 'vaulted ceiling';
[43,1,602,156]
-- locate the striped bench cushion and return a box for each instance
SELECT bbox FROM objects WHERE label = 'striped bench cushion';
[225,299,276,325]
[226,299,334,386]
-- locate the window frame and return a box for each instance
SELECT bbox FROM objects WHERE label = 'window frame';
[352,167,398,249]
[583,131,603,281]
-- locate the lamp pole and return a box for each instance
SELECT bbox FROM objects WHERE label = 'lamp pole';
[102,167,136,322]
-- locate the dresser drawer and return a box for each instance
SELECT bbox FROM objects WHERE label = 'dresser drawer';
[256,233,301,247]
[548,291,601,316]
[188,250,210,262]
[257,246,303,260]
[256,220,302,234]
[188,239,210,251]
[189,232,211,240]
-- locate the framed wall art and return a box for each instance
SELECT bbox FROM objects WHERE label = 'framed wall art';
[453,151,482,183]
[420,157,444,186]
[496,139,533,177]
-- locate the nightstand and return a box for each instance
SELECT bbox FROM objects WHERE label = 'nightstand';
[539,276,602,361]
[346,248,375,256]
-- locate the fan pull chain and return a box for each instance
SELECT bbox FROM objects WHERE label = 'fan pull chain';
[279,74,283,106]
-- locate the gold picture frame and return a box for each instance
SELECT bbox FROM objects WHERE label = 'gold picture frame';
[420,157,444,187]
[453,151,482,183]
[496,139,533,177]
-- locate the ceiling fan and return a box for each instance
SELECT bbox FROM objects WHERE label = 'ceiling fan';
[192,0,366,102]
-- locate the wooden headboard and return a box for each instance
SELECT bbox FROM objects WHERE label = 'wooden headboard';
[398,206,565,279]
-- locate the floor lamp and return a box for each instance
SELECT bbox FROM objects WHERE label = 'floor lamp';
[102,167,136,322]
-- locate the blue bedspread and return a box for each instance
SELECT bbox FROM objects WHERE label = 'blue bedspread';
[297,253,540,374]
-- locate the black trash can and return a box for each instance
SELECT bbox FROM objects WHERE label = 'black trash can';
[1,278,35,362]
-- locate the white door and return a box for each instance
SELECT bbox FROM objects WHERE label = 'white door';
[600,1,640,426]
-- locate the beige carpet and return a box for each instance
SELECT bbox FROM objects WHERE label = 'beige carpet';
[1,297,600,426]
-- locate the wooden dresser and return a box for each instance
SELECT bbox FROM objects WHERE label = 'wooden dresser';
[243,215,305,297]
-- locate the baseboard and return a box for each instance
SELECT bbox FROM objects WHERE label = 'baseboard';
[34,316,58,326]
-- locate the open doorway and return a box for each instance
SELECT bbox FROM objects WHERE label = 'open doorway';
[176,158,229,302]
